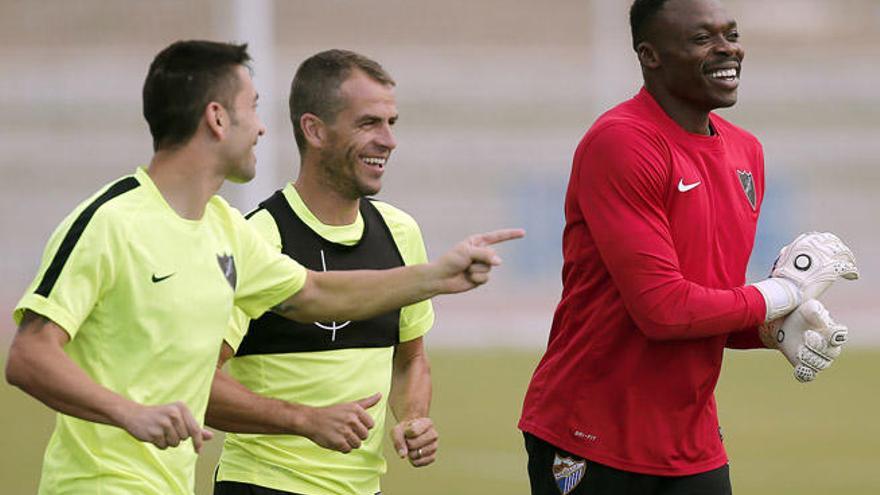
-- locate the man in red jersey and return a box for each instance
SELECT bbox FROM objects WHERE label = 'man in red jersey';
[518,0,852,494]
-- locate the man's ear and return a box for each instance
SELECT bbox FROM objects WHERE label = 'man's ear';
[636,42,661,70]
[300,113,327,149]
[205,101,228,140]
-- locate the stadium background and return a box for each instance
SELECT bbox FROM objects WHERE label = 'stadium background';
[0,0,877,493]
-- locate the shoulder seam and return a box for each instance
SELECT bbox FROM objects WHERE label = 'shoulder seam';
[35,176,140,297]
[369,198,418,227]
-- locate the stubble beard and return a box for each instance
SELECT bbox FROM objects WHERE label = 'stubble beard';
[318,144,376,200]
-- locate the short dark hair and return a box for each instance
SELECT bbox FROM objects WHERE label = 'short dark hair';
[143,40,251,151]
[289,49,395,153]
[630,0,671,50]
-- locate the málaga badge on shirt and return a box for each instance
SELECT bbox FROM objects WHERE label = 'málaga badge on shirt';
[737,170,756,210]
[217,253,237,289]
[553,453,586,495]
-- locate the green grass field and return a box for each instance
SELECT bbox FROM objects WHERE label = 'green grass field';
[2,348,879,494]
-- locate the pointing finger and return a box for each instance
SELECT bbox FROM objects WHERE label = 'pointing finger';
[470,229,526,247]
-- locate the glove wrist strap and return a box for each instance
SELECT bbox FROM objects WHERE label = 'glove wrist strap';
[752,278,803,322]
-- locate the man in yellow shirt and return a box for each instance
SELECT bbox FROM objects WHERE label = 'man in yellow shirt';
[209,50,441,495]
[5,40,522,495]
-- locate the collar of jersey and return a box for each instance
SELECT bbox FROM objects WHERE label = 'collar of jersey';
[135,167,209,228]
[636,87,725,148]
[282,183,364,246]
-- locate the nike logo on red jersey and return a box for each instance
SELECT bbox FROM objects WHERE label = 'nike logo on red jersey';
[677,179,701,192]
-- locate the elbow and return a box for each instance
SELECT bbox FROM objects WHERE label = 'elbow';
[624,289,703,341]
[270,293,318,324]
[285,275,357,323]
[278,275,333,324]
[5,335,53,393]
[4,359,20,388]
[280,294,323,324]
[5,345,30,390]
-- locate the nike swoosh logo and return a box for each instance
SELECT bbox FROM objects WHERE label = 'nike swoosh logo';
[151,273,175,283]
[678,179,702,192]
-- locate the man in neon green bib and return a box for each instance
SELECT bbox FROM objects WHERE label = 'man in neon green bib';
[6,40,523,495]
[209,50,439,495]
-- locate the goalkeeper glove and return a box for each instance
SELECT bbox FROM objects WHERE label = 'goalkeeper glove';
[761,232,858,382]
[752,232,858,323]
[771,231,859,298]
[759,299,847,382]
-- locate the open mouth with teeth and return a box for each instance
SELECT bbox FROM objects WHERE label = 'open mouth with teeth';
[361,156,387,170]
[706,67,739,88]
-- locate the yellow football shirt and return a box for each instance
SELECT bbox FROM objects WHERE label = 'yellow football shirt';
[13,168,307,494]
[217,184,434,495]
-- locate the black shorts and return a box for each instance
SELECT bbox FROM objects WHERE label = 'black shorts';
[524,432,732,495]
[214,480,382,495]
[214,481,301,495]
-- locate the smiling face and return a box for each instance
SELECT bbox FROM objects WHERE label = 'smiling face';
[223,65,266,183]
[317,70,398,199]
[642,0,744,112]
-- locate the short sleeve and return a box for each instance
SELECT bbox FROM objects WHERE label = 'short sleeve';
[231,210,307,320]
[224,209,286,349]
[14,204,115,339]
[224,306,251,352]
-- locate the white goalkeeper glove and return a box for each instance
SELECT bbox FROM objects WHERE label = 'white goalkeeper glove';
[770,231,859,298]
[760,232,858,382]
[751,232,858,323]
[759,299,848,382]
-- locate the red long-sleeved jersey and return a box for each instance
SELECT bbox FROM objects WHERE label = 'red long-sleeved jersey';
[519,88,768,476]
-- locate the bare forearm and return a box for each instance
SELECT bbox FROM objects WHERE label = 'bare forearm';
[276,264,442,323]
[390,349,432,421]
[273,229,524,323]
[6,327,133,427]
[206,369,307,434]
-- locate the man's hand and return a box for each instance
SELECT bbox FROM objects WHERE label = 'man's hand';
[298,393,381,453]
[391,417,438,467]
[118,401,214,453]
[771,232,859,299]
[759,299,848,382]
[430,229,525,294]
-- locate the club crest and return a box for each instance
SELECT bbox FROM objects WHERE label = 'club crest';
[217,253,237,289]
[737,170,756,210]
[553,453,586,495]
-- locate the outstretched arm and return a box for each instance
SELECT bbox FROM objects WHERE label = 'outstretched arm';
[5,311,212,452]
[272,229,524,323]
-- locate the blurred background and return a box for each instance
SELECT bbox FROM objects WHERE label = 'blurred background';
[1,0,877,493]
